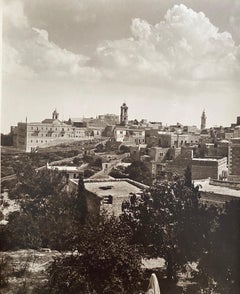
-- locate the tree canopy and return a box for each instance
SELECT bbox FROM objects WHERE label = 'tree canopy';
[121,179,218,281]
[46,215,143,294]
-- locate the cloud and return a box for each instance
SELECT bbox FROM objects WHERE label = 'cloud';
[93,4,240,85]
[2,0,100,80]
[3,1,240,88]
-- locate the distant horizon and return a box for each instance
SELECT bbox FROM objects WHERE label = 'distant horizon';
[2,0,240,133]
[2,106,239,134]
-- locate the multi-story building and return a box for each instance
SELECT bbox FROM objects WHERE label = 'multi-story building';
[192,157,227,180]
[145,130,200,148]
[14,110,98,152]
[114,126,145,144]
[228,137,240,182]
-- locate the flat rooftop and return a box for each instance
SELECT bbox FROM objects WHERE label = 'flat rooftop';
[84,180,143,198]
[194,179,240,198]
[71,178,145,198]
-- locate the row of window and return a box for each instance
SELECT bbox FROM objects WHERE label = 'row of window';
[30,133,86,137]
[29,127,78,131]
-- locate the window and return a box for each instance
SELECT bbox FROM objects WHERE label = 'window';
[103,195,113,204]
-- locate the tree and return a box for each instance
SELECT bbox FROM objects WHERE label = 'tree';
[198,200,240,293]
[3,158,82,250]
[121,180,216,281]
[184,165,192,188]
[125,161,152,186]
[77,176,87,225]
[46,215,143,294]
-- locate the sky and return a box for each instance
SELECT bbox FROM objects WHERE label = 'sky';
[1,0,240,133]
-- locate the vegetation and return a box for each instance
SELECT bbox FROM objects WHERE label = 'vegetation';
[121,178,217,282]
[46,215,143,294]
[1,161,239,293]
[197,200,240,293]
[1,159,82,251]
[125,160,153,185]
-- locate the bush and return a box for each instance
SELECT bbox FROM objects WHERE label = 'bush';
[47,215,143,294]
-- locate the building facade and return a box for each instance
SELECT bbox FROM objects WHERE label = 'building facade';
[14,110,98,152]
[228,137,240,182]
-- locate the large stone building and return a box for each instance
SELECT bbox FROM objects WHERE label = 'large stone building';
[114,126,145,144]
[14,110,99,152]
[191,157,227,180]
[228,137,240,182]
[145,130,200,148]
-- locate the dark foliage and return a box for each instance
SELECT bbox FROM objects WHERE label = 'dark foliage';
[46,215,143,294]
[197,200,240,293]
[125,161,153,185]
[2,159,81,250]
[121,179,218,281]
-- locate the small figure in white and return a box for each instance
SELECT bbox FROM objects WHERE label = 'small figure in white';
[146,273,161,294]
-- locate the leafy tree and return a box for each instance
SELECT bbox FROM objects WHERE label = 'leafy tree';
[119,145,130,154]
[125,161,152,185]
[46,215,143,294]
[197,200,240,293]
[3,159,82,250]
[121,180,217,281]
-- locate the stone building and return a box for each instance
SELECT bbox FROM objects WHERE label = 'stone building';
[114,126,145,144]
[201,110,207,130]
[69,178,148,217]
[120,103,128,126]
[145,130,200,148]
[228,137,240,182]
[14,110,98,152]
[194,178,240,206]
[192,157,227,180]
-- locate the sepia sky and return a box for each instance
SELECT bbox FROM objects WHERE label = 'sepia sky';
[1,0,240,133]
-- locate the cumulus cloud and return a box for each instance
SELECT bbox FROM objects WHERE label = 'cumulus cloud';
[2,0,100,80]
[3,1,240,87]
[93,4,240,85]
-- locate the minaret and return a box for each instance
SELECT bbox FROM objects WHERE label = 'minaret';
[120,103,128,126]
[201,110,206,130]
[52,109,59,120]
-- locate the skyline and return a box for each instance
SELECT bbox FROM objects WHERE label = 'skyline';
[2,0,240,133]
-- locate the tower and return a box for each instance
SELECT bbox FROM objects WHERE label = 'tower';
[52,109,59,120]
[120,103,128,126]
[201,110,206,130]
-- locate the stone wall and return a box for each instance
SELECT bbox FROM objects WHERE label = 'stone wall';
[210,179,240,190]
[192,160,218,180]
